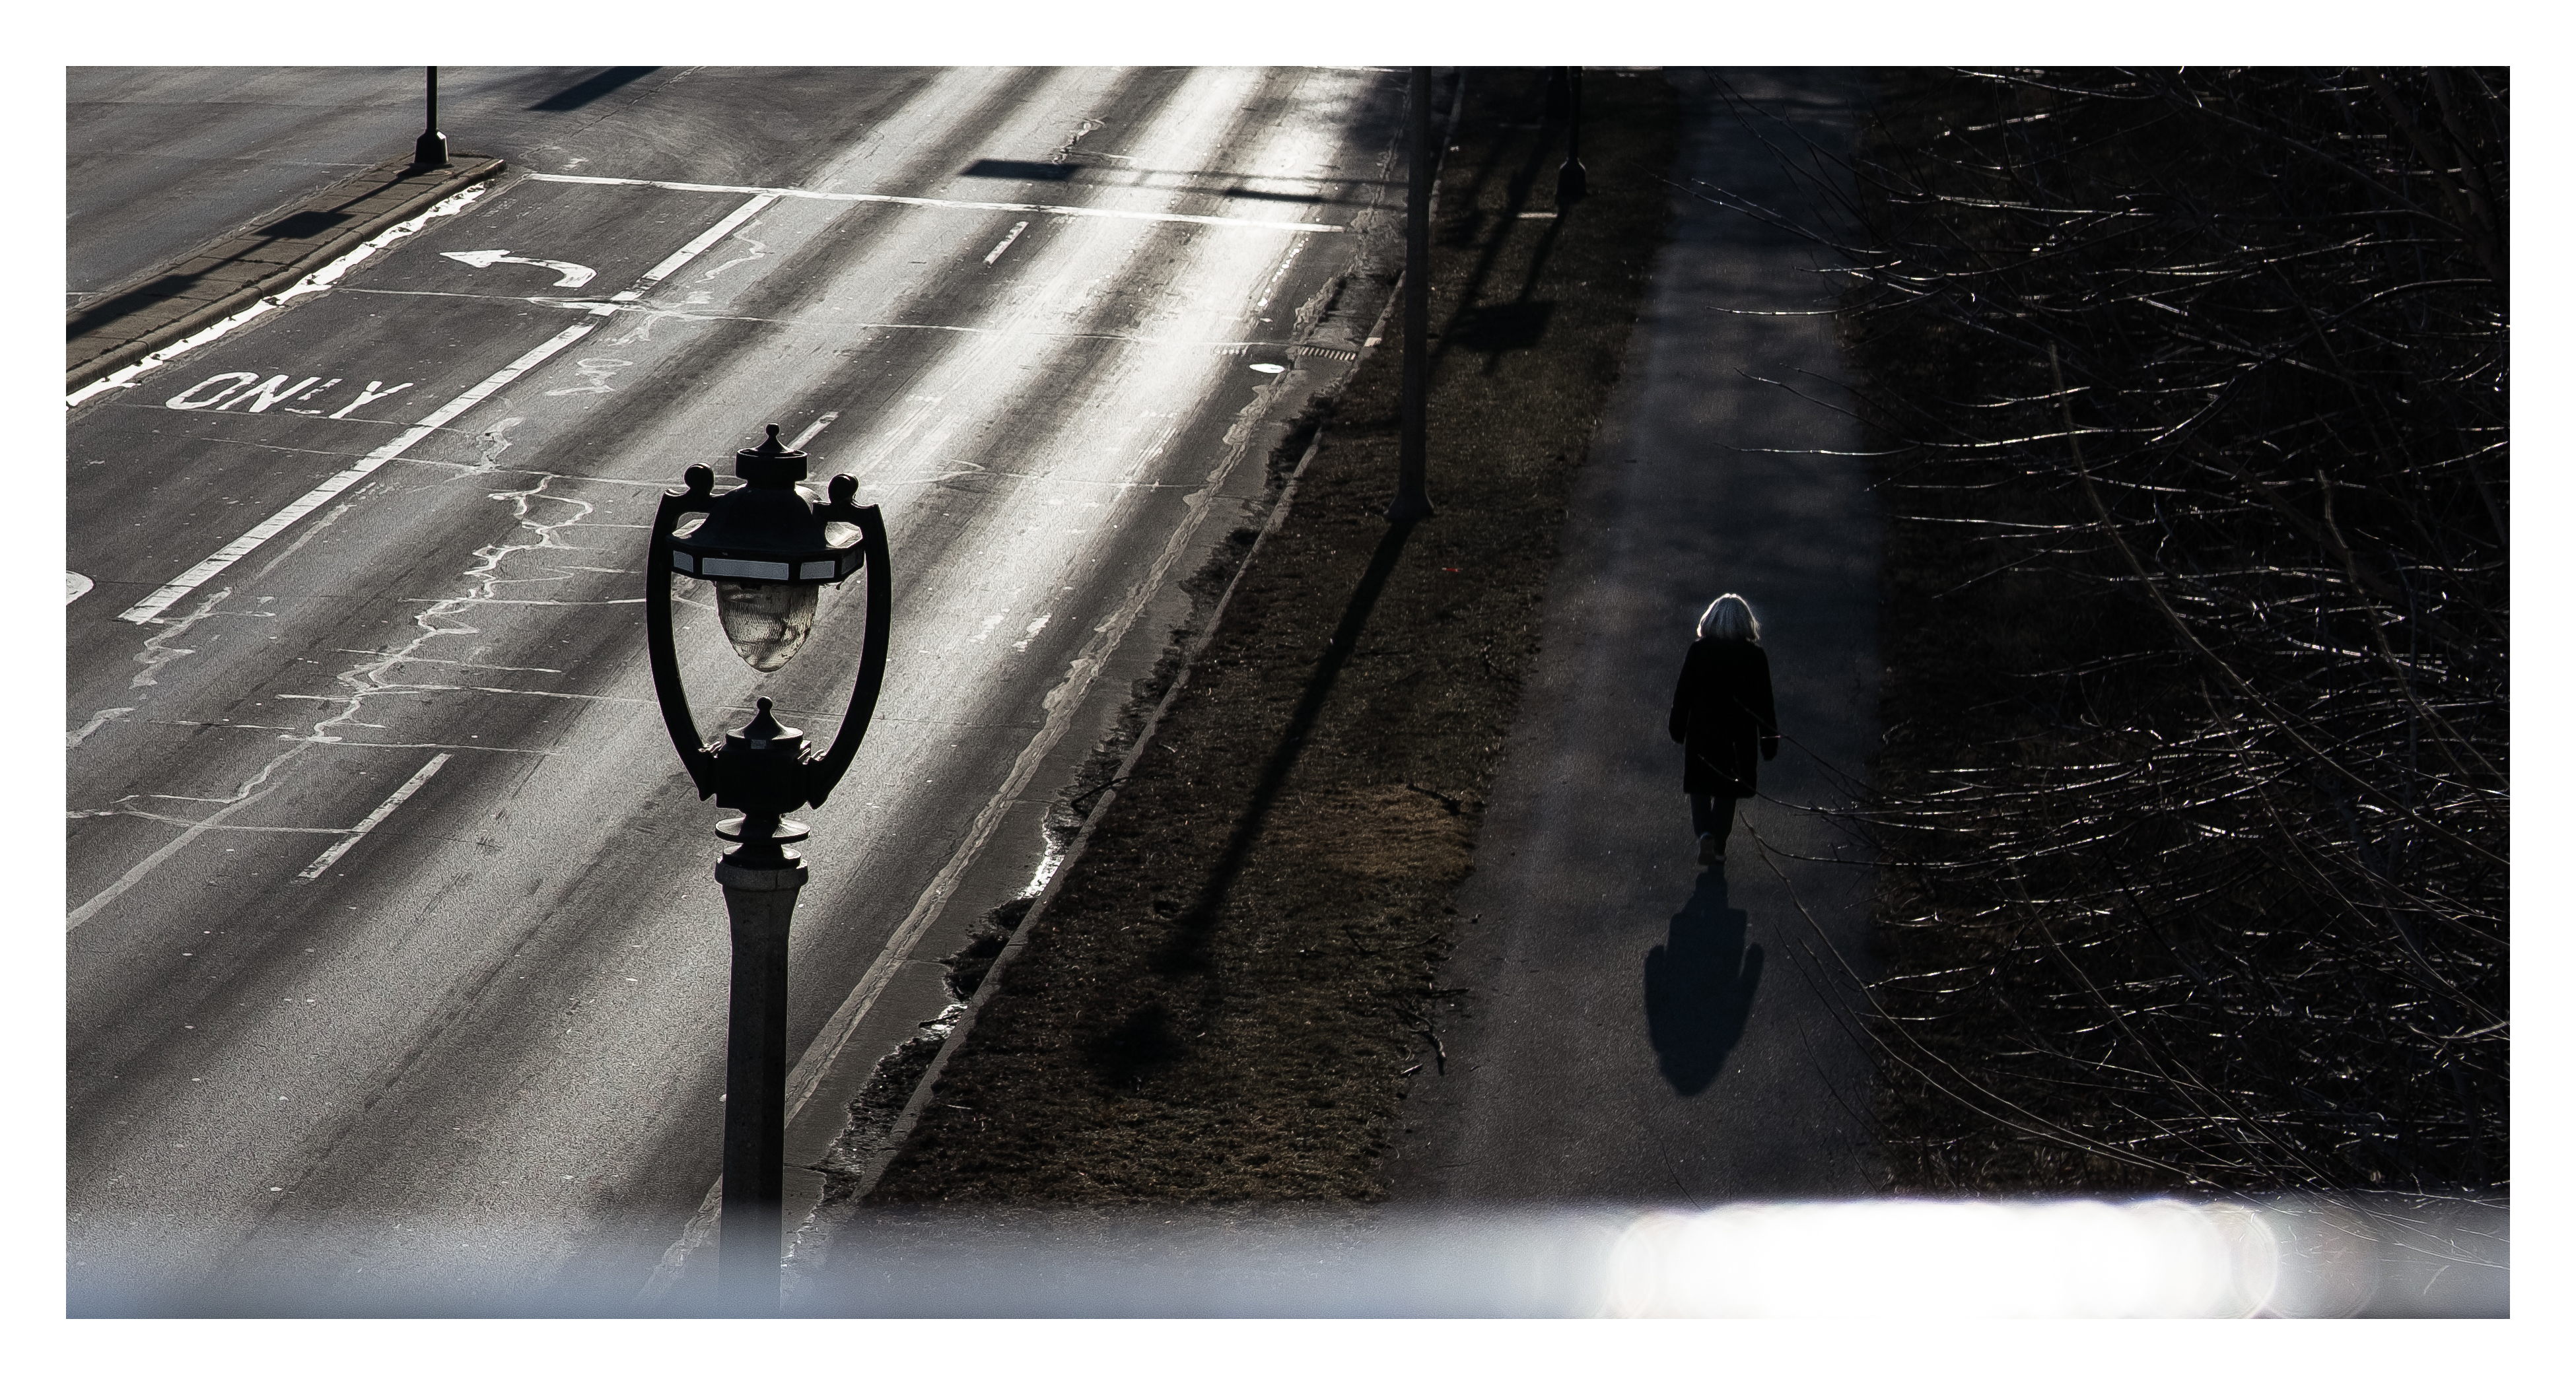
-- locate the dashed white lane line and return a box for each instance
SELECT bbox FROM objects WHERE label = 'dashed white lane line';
[983,220,1030,265]
[296,753,451,881]
[786,411,839,450]
[112,192,779,628]
[528,173,1346,234]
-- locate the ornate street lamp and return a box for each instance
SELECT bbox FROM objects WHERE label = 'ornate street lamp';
[644,424,892,1314]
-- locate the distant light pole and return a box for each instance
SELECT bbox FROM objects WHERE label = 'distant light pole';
[413,67,448,169]
[645,424,893,1314]
[1556,67,1587,207]
[1389,65,1436,522]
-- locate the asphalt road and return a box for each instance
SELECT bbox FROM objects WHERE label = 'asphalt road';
[68,66,1406,1307]
[71,66,860,310]
[1381,69,1885,1201]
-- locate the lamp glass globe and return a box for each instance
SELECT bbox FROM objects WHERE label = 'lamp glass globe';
[714,579,818,672]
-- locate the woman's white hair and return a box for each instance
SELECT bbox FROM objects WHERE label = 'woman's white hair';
[1697,592,1760,643]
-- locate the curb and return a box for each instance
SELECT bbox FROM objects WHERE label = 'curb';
[813,70,1466,1227]
[838,419,1342,1209]
[67,154,506,393]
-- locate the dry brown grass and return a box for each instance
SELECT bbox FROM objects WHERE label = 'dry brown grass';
[859,67,1679,1204]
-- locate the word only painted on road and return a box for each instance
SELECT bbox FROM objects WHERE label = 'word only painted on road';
[164,374,416,420]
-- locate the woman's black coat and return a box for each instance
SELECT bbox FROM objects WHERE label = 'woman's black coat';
[1668,638,1778,798]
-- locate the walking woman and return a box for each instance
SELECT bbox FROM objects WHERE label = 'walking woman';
[1668,593,1778,867]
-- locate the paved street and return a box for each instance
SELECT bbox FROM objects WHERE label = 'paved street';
[73,67,872,314]
[1381,69,1885,1202]
[68,66,1405,1305]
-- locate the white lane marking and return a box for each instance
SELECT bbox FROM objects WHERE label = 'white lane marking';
[633,195,777,290]
[246,500,353,584]
[116,323,601,625]
[163,372,349,414]
[216,374,325,413]
[440,250,598,287]
[68,746,305,930]
[113,190,779,627]
[694,219,770,282]
[68,708,134,748]
[67,182,493,409]
[162,372,258,409]
[786,412,839,450]
[328,381,416,421]
[69,572,94,603]
[983,220,1030,265]
[295,753,452,881]
[528,173,1346,234]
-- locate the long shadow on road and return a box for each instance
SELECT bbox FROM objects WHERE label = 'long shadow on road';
[1644,865,1764,1095]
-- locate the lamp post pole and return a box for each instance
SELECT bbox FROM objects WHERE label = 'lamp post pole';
[646,426,893,1315]
[1389,65,1436,522]
[415,66,448,169]
[1556,67,1587,207]
[714,783,807,1313]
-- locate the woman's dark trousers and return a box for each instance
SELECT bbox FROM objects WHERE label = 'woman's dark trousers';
[1689,792,1734,846]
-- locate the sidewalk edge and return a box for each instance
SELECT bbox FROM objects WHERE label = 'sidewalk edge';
[66,155,506,393]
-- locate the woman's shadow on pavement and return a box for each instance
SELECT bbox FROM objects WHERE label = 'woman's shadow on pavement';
[1644,865,1764,1095]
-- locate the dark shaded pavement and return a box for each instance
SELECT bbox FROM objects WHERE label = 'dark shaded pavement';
[1383,69,1884,1202]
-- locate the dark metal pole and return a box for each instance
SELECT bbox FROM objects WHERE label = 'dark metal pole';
[646,444,893,1317]
[1556,67,1587,207]
[414,66,449,169]
[1389,65,1435,522]
[714,809,806,1315]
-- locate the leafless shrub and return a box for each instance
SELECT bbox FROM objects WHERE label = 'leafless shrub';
[1732,69,2506,1192]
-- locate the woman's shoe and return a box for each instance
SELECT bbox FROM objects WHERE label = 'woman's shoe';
[1696,832,1720,867]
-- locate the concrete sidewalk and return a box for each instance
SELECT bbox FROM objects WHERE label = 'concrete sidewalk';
[1381,69,1884,1202]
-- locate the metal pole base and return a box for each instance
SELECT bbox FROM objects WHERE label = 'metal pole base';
[413,131,449,169]
[714,845,806,1316]
[1556,158,1588,207]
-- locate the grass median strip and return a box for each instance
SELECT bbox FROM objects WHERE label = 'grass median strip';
[837,69,1680,1205]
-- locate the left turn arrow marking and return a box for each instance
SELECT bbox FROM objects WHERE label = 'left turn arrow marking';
[440,250,598,288]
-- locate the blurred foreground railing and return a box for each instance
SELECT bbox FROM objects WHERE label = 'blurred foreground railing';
[71,1196,2504,1318]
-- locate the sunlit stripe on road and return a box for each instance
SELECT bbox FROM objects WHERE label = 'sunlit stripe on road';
[526,173,1346,234]
[296,753,452,881]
